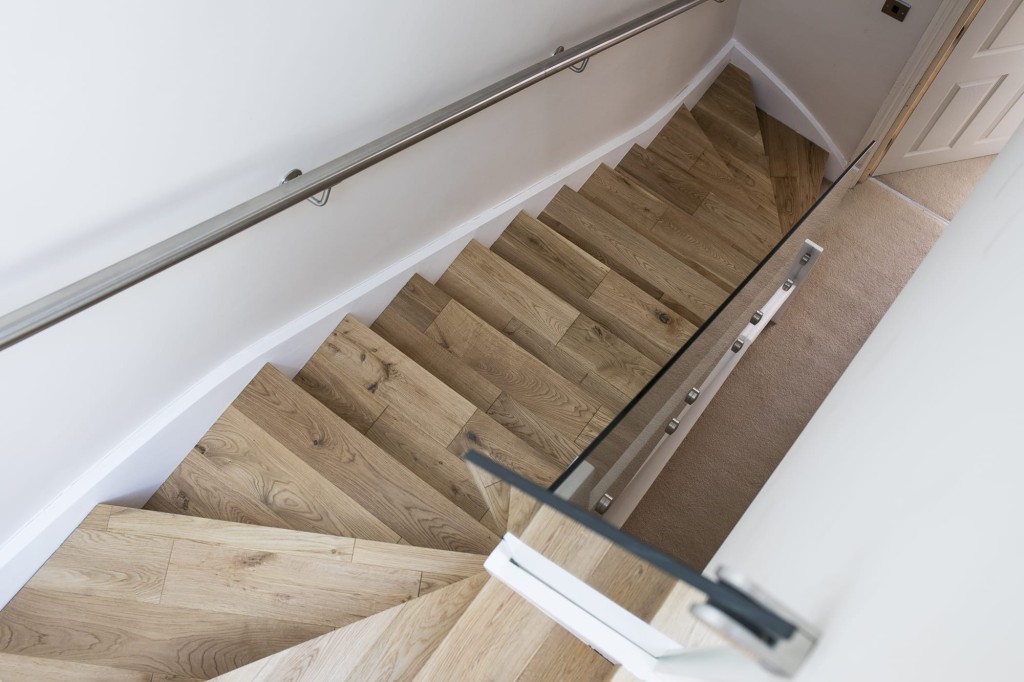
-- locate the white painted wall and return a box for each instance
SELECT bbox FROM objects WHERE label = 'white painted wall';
[712,125,1024,679]
[735,0,944,158]
[0,1,739,605]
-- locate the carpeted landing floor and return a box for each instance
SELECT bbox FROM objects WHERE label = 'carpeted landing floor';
[624,171,964,569]
[877,155,996,221]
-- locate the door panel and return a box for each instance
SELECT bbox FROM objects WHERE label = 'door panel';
[877,0,1024,173]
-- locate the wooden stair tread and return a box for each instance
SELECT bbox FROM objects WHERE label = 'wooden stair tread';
[437,240,652,415]
[757,107,828,232]
[539,187,729,327]
[0,506,487,679]
[0,652,199,681]
[692,64,780,228]
[650,107,779,230]
[296,315,544,522]
[212,572,488,682]
[149,407,403,544]
[579,164,758,291]
[235,365,499,553]
[372,292,581,469]
[491,212,694,367]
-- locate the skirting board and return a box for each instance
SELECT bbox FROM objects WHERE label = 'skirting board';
[0,56,728,610]
[728,40,849,181]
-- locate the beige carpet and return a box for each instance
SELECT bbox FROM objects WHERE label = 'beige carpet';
[878,155,995,220]
[623,180,947,569]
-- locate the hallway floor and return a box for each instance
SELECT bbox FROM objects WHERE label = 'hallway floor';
[622,158,994,568]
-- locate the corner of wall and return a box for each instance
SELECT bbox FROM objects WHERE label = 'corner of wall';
[728,41,850,180]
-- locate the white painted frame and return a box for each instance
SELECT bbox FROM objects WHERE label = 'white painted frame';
[601,241,824,527]
[486,534,773,681]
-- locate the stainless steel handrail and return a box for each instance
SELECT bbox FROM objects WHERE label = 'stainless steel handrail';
[0,0,715,351]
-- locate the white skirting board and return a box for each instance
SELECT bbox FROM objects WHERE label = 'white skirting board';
[0,40,849,608]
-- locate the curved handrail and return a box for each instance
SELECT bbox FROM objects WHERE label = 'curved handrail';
[0,0,716,351]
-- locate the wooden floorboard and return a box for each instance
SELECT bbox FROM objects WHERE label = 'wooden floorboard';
[233,366,499,554]
[492,212,693,367]
[540,187,729,328]
[757,107,828,233]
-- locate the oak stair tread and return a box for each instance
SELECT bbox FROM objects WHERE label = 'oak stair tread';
[491,211,695,367]
[295,315,560,526]
[371,283,584,469]
[539,186,730,328]
[0,506,485,679]
[648,104,779,231]
[0,652,200,682]
[211,572,488,682]
[757,107,829,232]
[579,164,758,292]
[149,365,499,554]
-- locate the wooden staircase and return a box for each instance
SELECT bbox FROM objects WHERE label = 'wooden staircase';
[0,65,827,681]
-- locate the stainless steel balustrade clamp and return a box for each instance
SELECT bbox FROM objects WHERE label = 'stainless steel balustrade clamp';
[665,418,680,435]
[689,566,820,677]
[281,169,331,207]
[552,46,589,73]
[750,310,764,325]
[594,493,614,514]
[685,387,700,404]
[731,338,745,352]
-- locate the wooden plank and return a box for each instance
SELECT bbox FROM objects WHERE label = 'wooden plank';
[580,164,757,291]
[426,300,598,440]
[352,540,485,586]
[691,191,777,263]
[559,315,658,399]
[576,407,617,449]
[298,316,475,447]
[617,145,709,215]
[366,408,489,520]
[195,407,401,543]
[493,212,610,301]
[0,588,331,679]
[213,573,487,682]
[146,448,297,532]
[757,108,829,233]
[485,392,580,468]
[439,240,578,344]
[159,540,420,628]
[491,211,691,367]
[698,64,763,141]
[106,506,357,563]
[448,409,563,486]
[386,274,452,332]
[292,352,387,433]
[27,528,171,604]
[0,653,153,682]
[372,305,501,412]
[589,271,694,366]
[78,505,112,531]
[233,366,499,554]
[540,187,729,327]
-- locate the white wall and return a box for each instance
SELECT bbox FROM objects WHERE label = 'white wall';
[0,1,739,604]
[735,0,944,158]
[712,125,1024,679]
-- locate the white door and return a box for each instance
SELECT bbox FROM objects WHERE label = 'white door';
[876,0,1024,174]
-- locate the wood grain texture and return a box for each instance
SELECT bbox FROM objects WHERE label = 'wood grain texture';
[146,446,298,532]
[188,406,401,542]
[580,164,757,291]
[373,301,501,412]
[448,409,562,486]
[757,107,828,233]
[439,240,578,344]
[0,653,154,682]
[617,145,709,216]
[374,290,585,469]
[233,365,499,554]
[650,106,778,230]
[106,505,356,562]
[212,573,487,682]
[540,187,729,327]
[0,588,331,679]
[297,316,490,520]
[158,540,420,628]
[426,299,598,440]
[491,212,691,367]
[27,528,172,604]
